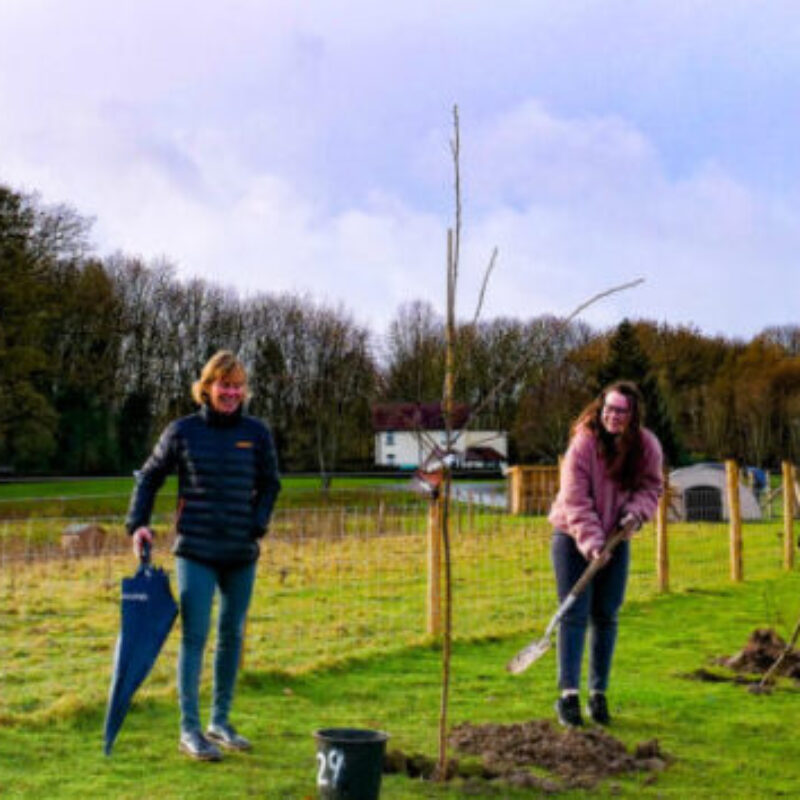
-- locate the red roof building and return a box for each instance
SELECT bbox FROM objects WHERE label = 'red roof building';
[372,402,507,470]
[371,402,471,432]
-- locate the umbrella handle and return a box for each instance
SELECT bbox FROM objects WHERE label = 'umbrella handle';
[140,539,152,566]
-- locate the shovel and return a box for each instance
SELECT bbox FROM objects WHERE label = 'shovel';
[506,520,635,675]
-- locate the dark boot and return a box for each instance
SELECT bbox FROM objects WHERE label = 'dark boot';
[555,694,583,727]
[587,692,611,725]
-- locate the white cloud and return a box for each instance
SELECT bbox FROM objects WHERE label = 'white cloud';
[455,104,800,337]
[0,1,798,340]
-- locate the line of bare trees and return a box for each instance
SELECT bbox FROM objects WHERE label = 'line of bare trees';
[2,182,799,476]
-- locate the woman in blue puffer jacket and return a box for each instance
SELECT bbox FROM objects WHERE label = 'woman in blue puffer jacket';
[127,350,281,761]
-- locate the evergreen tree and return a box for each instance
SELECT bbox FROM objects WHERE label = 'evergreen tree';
[0,186,59,470]
[117,389,154,472]
[595,319,686,466]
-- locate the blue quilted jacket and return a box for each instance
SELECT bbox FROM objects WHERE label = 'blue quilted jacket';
[126,405,281,566]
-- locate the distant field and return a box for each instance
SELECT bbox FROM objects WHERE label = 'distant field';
[0,474,420,519]
[0,473,404,498]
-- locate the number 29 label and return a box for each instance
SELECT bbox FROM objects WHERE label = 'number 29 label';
[317,748,345,787]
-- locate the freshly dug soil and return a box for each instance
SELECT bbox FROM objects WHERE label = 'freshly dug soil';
[681,667,757,686]
[385,720,671,791]
[450,720,669,789]
[721,628,800,678]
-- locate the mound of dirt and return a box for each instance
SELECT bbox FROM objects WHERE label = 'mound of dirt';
[383,746,563,792]
[681,667,758,685]
[722,628,800,678]
[386,721,671,790]
[448,720,670,789]
[383,750,440,780]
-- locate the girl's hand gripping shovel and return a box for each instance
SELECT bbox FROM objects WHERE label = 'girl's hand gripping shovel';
[505,519,636,675]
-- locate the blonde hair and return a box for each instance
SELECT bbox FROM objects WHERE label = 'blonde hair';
[191,350,249,406]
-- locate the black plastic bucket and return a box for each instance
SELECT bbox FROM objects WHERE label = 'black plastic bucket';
[314,727,389,800]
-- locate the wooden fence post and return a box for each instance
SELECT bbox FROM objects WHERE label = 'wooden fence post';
[656,474,669,592]
[508,466,521,514]
[782,461,795,571]
[726,460,743,582]
[795,464,800,507]
[427,496,442,636]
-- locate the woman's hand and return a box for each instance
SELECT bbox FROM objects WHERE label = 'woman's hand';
[132,527,154,558]
[588,545,611,566]
[619,511,642,536]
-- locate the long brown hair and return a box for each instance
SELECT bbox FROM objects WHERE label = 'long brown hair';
[572,380,646,490]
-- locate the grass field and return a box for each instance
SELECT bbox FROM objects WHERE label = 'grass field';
[1,571,800,798]
[0,474,402,499]
[1,478,798,797]
[0,474,426,521]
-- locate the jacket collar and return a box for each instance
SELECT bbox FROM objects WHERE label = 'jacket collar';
[201,403,243,428]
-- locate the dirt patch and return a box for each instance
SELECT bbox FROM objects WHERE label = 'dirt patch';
[385,721,671,791]
[450,720,670,789]
[681,667,758,686]
[720,628,800,679]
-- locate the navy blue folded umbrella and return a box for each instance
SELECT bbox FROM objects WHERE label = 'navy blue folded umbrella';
[104,544,178,755]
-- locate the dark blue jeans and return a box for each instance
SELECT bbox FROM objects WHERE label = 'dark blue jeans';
[551,531,630,693]
[176,556,256,733]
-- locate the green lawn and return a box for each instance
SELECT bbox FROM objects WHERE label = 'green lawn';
[1,573,799,798]
[0,474,408,500]
[0,474,416,520]
[1,512,794,715]
[1,478,797,797]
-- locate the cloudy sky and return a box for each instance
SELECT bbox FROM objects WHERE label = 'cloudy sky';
[1,1,798,339]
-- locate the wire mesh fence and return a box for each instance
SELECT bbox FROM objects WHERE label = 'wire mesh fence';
[1,489,796,730]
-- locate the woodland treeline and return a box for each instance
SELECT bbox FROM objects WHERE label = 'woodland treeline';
[2,183,799,475]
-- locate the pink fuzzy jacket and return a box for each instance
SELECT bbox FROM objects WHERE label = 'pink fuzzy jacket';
[548,426,663,558]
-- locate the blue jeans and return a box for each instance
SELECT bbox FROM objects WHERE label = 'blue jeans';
[551,531,630,693]
[176,557,256,733]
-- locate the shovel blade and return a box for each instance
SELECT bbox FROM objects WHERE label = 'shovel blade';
[506,636,552,675]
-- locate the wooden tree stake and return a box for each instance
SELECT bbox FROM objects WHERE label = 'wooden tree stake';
[427,496,442,636]
[656,473,669,592]
[726,460,743,582]
[782,461,795,570]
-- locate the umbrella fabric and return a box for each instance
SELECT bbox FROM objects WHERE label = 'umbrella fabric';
[103,561,178,755]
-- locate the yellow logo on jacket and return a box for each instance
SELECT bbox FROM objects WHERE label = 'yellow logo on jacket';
[235,441,254,449]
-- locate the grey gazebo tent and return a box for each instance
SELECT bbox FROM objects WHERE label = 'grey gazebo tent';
[668,463,762,522]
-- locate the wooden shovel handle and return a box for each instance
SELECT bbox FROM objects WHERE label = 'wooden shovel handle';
[568,521,635,599]
[505,520,637,676]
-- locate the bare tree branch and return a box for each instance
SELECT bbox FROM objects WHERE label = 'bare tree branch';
[450,105,461,295]
[471,247,499,326]
[563,278,644,325]
[444,229,456,430]
[457,431,506,449]
[451,277,644,449]
[436,109,462,782]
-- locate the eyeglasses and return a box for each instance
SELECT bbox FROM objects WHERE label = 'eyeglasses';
[603,403,630,417]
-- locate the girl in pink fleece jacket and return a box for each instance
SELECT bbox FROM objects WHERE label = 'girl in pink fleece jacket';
[548,381,663,727]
